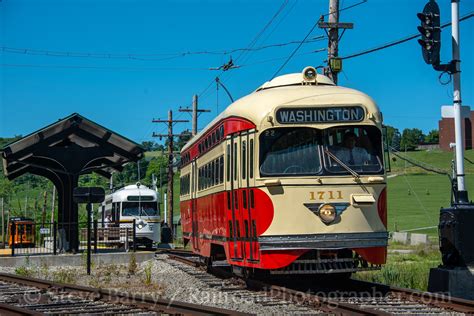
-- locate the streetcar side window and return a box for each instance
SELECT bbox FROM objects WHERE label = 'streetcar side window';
[226,144,231,182]
[233,143,237,181]
[219,156,224,184]
[242,140,247,180]
[250,139,254,179]
[212,160,216,186]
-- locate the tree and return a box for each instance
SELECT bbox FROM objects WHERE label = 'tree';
[384,125,400,150]
[425,129,439,144]
[400,128,425,151]
[141,141,158,152]
[175,130,192,151]
[145,156,168,185]
[391,131,401,151]
[164,130,193,152]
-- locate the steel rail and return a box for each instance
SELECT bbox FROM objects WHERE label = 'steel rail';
[164,250,474,315]
[163,251,386,315]
[0,302,43,316]
[351,279,474,314]
[0,272,250,316]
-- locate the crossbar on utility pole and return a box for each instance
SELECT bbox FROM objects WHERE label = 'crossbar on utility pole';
[179,95,211,136]
[152,110,188,239]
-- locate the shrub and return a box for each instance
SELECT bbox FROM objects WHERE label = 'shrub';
[128,253,137,275]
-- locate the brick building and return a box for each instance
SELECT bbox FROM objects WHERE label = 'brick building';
[439,112,474,151]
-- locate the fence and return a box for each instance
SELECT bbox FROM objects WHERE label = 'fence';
[9,220,136,256]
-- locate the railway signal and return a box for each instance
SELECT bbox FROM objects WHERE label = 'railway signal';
[417,1,441,65]
[423,0,474,299]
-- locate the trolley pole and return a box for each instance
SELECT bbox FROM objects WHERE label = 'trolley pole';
[451,0,467,203]
[152,110,188,239]
[179,95,211,136]
[318,0,353,85]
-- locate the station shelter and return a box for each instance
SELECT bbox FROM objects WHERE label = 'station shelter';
[1,113,144,252]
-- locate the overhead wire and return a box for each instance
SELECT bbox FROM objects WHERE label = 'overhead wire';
[341,11,474,60]
[0,63,210,71]
[196,0,293,110]
[270,19,320,79]
[322,0,367,17]
[233,0,290,65]
[0,36,326,61]
[258,0,299,49]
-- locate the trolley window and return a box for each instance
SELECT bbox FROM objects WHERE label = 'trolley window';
[122,202,158,217]
[259,128,322,176]
[323,125,383,174]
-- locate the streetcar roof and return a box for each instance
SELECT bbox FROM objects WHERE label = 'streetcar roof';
[106,183,158,202]
[182,71,379,152]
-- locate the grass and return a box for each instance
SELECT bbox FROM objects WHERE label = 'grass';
[356,244,441,291]
[386,149,474,236]
[389,149,474,174]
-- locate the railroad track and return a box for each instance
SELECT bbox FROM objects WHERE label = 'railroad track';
[0,272,249,315]
[158,253,318,314]
[160,249,474,315]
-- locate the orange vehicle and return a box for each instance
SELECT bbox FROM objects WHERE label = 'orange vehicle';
[8,217,36,248]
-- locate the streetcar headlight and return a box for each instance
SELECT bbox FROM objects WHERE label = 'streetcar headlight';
[137,220,147,230]
[318,204,337,224]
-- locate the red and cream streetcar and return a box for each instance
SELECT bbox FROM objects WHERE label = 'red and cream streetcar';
[180,67,388,276]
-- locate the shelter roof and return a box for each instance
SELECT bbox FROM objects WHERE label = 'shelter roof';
[1,113,145,180]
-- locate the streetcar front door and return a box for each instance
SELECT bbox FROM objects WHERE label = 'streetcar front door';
[241,132,259,262]
[191,160,200,251]
[227,135,243,260]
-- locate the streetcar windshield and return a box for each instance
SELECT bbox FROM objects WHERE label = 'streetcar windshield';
[259,127,322,176]
[259,126,383,177]
[122,202,158,216]
[323,126,383,174]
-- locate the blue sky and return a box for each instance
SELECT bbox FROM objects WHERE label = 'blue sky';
[0,0,473,145]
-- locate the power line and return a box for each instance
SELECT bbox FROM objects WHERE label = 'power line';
[322,0,367,17]
[234,0,290,64]
[341,11,474,60]
[0,63,209,71]
[258,0,300,49]
[270,19,320,79]
[0,37,324,61]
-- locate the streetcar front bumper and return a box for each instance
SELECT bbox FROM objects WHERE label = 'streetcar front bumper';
[258,232,388,251]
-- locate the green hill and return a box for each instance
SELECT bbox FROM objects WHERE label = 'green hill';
[388,149,474,174]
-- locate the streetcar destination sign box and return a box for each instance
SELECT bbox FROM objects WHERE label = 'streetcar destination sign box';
[276,106,365,124]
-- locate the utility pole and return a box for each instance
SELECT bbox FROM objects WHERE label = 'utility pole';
[152,110,188,239]
[179,95,211,136]
[318,0,353,85]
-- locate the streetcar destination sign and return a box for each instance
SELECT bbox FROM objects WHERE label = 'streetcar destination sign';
[276,106,365,124]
